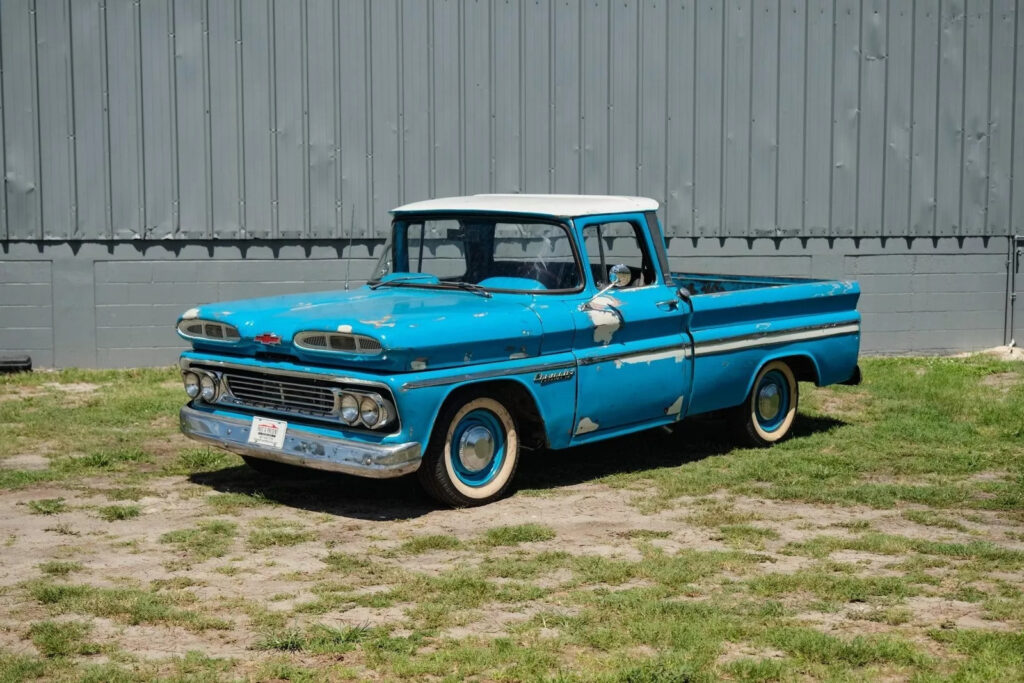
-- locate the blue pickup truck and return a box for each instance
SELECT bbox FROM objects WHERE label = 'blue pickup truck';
[177,195,861,506]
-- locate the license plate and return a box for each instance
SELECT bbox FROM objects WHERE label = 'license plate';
[247,416,287,450]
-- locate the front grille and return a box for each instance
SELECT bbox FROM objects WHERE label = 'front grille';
[223,372,336,417]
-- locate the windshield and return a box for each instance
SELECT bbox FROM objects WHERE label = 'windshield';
[369,216,583,293]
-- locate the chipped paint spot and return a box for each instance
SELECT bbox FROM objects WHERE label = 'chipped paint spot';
[586,308,621,345]
[509,352,527,360]
[410,358,428,371]
[575,417,599,435]
[336,324,353,333]
[614,348,689,368]
[360,316,396,328]
[182,308,199,320]
[665,395,684,416]
[463,352,473,362]
[473,312,487,318]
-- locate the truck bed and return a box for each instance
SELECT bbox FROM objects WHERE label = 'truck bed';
[670,271,815,295]
[671,271,861,417]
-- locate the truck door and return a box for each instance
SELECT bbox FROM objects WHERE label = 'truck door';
[569,213,693,438]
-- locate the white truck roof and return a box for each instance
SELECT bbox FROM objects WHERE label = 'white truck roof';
[391,194,659,218]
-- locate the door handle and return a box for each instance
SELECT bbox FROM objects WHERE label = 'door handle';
[656,299,679,311]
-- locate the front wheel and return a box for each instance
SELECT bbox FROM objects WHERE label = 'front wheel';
[732,360,799,447]
[418,391,520,507]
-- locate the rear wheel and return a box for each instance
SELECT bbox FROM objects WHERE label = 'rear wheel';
[418,391,520,507]
[733,360,799,447]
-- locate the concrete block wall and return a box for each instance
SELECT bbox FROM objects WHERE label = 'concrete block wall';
[0,236,1013,368]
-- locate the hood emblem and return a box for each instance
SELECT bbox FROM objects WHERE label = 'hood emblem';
[254,332,282,345]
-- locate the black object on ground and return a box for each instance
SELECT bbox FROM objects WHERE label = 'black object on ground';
[0,355,32,373]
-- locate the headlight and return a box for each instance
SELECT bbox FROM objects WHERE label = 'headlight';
[359,396,381,427]
[199,374,219,402]
[339,394,359,424]
[182,372,201,399]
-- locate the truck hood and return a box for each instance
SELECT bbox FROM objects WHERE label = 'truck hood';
[178,286,546,372]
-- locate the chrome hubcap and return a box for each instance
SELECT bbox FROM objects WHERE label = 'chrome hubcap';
[757,383,782,420]
[458,425,495,472]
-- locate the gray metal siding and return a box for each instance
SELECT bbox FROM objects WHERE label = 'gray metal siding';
[2,0,1023,240]
[0,239,1009,368]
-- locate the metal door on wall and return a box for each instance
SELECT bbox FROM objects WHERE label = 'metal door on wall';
[1014,237,1024,345]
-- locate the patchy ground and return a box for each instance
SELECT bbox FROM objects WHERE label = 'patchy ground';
[0,357,1022,681]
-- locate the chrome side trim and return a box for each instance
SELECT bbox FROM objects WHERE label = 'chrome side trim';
[693,321,860,357]
[180,357,391,390]
[401,359,577,391]
[180,405,421,478]
[578,343,692,367]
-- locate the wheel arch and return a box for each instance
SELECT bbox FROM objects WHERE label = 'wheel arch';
[433,379,548,451]
[742,352,821,399]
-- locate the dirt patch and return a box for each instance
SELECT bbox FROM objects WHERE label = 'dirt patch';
[0,453,51,470]
[980,372,1021,393]
[717,642,786,665]
[815,390,869,417]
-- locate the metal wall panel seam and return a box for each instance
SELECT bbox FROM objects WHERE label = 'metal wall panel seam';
[267,0,278,238]
[635,0,642,196]
[363,0,373,237]
[931,1,942,236]
[517,0,524,194]
[546,0,553,193]
[983,0,995,235]
[1010,0,1022,236]
[718,0,726,234]
[800,0,809,232]
[487,0,494,193]
[457,0,465,195]
[690,0,697,236]
[746,0,755,237]
[167,0,180,236]
[396,0,405,205]
[576,1,584,195]
[854,0,864,236]
[427,0,435,200]
[65,0,79,238]
[202,0,214,238]
[880,0,891,236]
[133,0,145,236]
[100,0,114,239]
[957,0,969,237]
[906,0,916,234]
[331,0,341,238]
[301,0,310,237]
[773,0,782,234]
[234,0,246,233]
[31,0,44,239]
[0,10,6,240]
[826,0,836,236]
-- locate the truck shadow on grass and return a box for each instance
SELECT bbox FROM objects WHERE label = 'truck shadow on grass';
[188,414,844,520]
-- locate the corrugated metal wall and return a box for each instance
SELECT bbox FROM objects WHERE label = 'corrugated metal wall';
[1,0,1022,241]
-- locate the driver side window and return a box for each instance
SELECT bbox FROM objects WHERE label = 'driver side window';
[582,221,655,288]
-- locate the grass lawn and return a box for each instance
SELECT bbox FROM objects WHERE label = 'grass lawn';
[0,356,1021,681]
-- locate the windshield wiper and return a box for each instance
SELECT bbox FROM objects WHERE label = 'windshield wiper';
[368,277,492,298]
[368,275,436,290]
[443,281,492,298]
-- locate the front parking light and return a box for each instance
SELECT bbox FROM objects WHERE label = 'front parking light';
[183,371,201,399]
[199,374,219,402]
[359,396,381,427]
[339,393,359,424]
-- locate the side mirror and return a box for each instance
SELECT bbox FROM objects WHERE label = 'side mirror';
[609,264,631,289]
[580,264,631,314]
[677,286,692,304]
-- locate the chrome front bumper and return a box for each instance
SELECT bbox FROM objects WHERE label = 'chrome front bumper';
[179,405,422,478]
